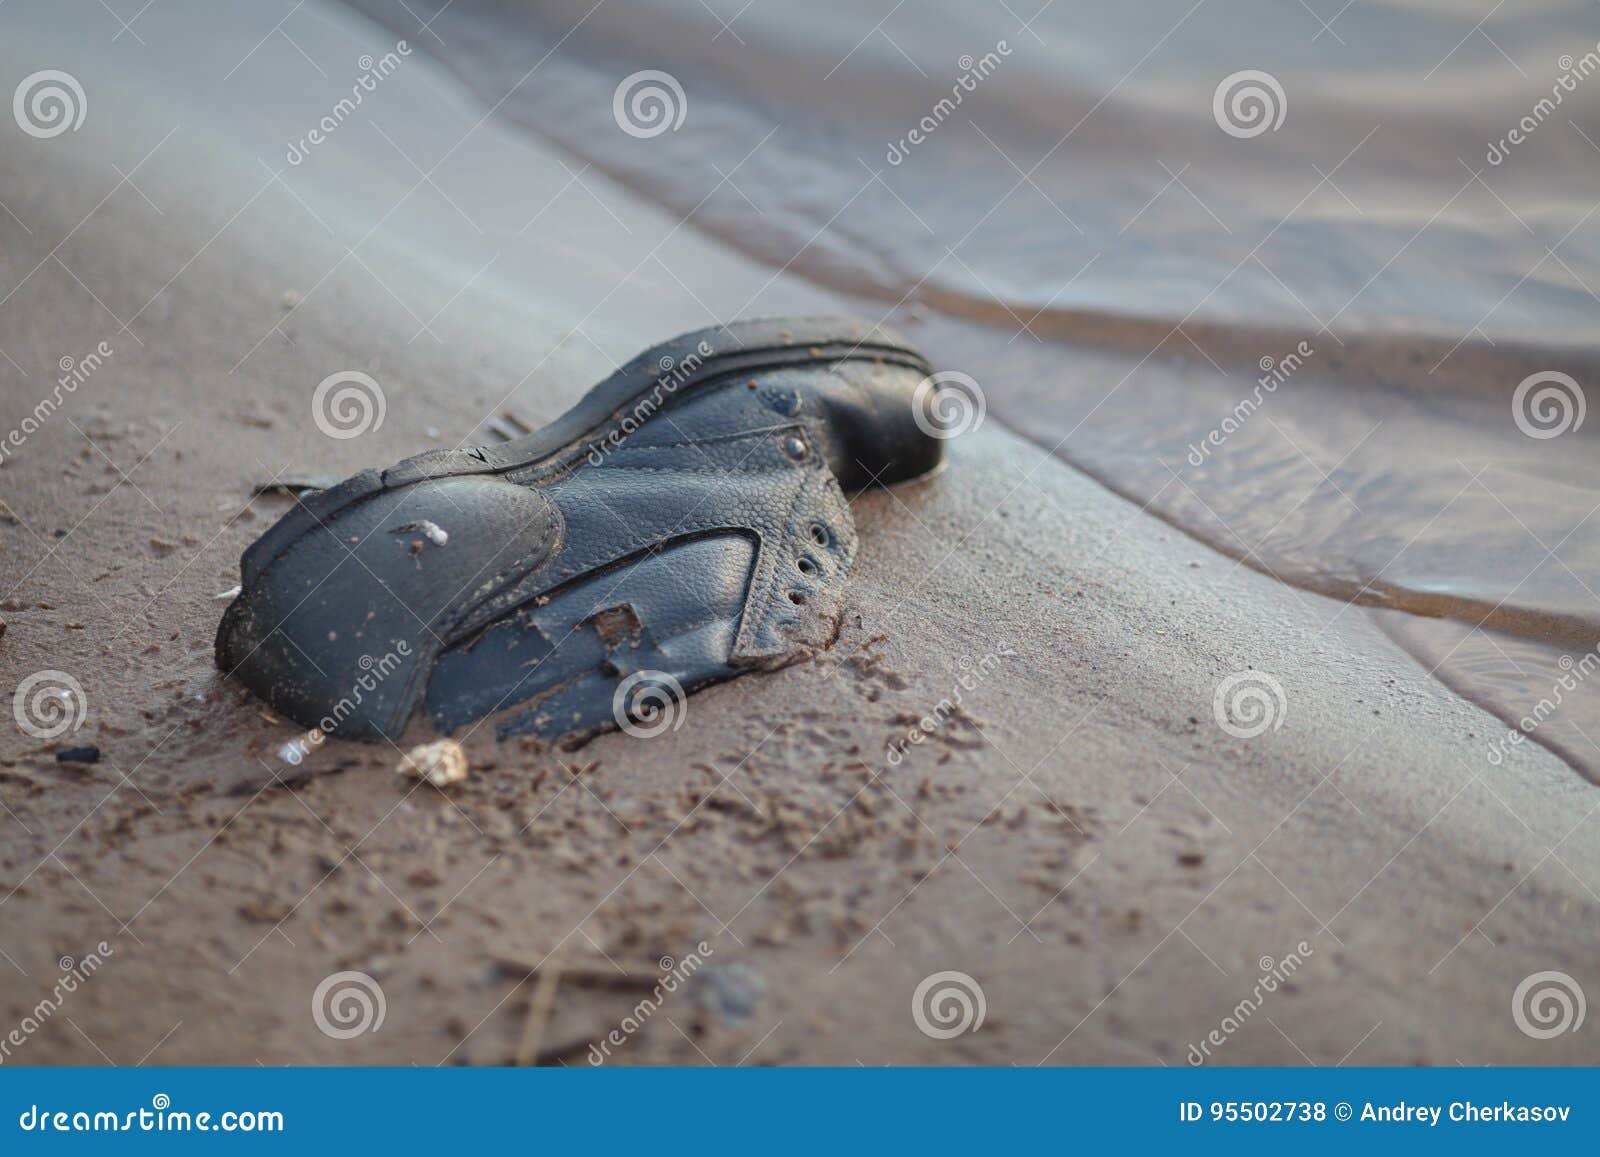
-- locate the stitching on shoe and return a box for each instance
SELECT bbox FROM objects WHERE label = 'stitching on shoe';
[589,462,801,476]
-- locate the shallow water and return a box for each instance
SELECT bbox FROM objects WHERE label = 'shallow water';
[348,0,1600,778]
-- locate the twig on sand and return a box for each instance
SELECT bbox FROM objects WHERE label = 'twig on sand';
[514,948,567,1067]
[491,955,658,991]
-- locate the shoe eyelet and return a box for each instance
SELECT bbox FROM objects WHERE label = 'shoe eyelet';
[809,523,831,548]
[782,435,808,460]
[788,590,808,606]
[796,556,819,576]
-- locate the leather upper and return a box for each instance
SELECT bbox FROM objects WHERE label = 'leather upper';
[215,318,939,744]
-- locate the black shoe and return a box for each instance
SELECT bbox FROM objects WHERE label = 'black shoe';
[215,318,941,746]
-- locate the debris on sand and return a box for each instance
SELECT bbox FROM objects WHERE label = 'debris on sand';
[395,739,468,787]
[278,728,326,766]
[484,411,534,443]
[392,519,448,548]
[55,745,100,764]
[252,475,340,498]
[514,948,566,1067]
[215,584,242,600]
[689,961,766,1025]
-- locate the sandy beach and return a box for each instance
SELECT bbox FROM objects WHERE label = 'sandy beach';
[1,0,1597,1065]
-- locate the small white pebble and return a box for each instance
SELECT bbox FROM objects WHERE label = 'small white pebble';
[395,739,468,787]
[279,728,326,765]
[393,519,448,547]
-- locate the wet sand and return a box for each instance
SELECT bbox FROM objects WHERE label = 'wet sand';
[0,0,1597,1065]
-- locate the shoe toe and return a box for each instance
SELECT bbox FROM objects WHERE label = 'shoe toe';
[215,475,563,740]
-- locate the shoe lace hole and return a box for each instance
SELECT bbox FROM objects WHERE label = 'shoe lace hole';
[809,523,830,547]
[797,556,819,576]
[788,590,807,606]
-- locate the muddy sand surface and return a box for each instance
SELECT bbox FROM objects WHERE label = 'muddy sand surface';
[0,1,1596,1065]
